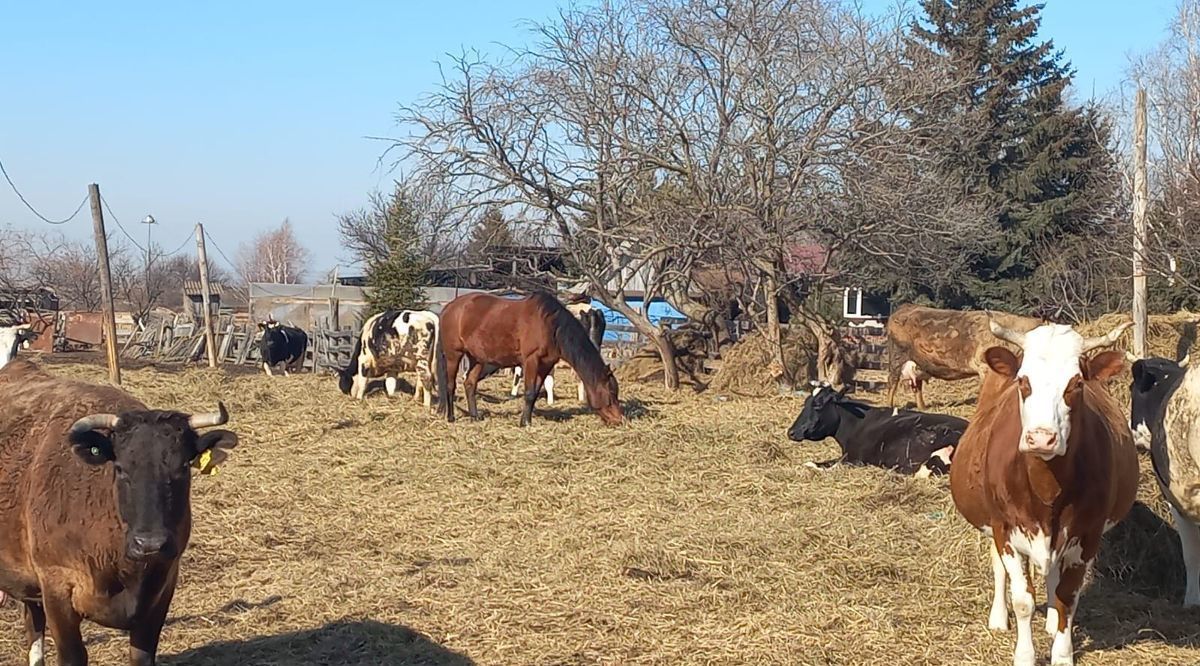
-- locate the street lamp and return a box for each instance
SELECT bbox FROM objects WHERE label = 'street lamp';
[141,215,156,301]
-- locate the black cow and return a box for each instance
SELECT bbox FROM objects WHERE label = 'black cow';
[787,382,967,476]
[258,320,308,376]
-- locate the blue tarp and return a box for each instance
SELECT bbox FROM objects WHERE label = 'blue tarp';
[590,298,686,342]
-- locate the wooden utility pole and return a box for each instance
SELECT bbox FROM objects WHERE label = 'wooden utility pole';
[1133,87,1149,358]
[194,224,218,368]
[89,183,122,385]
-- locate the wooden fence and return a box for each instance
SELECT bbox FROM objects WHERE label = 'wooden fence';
[123,318,356,375]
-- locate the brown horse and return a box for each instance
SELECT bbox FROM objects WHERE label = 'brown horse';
[437,292,623,426]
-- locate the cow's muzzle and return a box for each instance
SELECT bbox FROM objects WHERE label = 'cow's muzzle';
[127,533,175,561]
[1019,428,1061,458]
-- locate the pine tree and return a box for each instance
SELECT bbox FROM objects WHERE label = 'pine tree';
[365,189,427,314]
[465,207,515,261]
[907,0,1117,311]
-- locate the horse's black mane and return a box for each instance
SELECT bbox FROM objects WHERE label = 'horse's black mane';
[528,292,610,386]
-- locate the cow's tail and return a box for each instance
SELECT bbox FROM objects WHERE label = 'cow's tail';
[338,332,363,395]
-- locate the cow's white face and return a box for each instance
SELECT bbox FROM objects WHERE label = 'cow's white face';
[1013,325,1083,460]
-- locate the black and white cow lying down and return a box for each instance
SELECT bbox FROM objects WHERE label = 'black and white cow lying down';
[258,319,309,376]
[787,382,967,476]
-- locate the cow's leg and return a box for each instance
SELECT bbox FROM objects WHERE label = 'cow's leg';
[464,361,485,421]
[129,573,177,666]
[23,601,46,666]
[1000,545,1036,666]
[1044,559,1060,635]
[511,367,522,398]
[577,370,586,403]
[886,361,902,408]
[1170,505,1200,606]
[41,588,86,666]
[263,362,273,377]
[1049,561,1088,666]
[419,368,435,410]
[914,379,926,411]
[385,376,398,397]
[544,372,555,406]
[988,540,1009,631]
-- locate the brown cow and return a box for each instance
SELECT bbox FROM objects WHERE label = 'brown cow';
[0,360,238,666]
[886,304,1041,410]
[950,320,1136,666]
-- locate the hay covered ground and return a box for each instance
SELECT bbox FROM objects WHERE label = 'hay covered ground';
[2,355,1200,664]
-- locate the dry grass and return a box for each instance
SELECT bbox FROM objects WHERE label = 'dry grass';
[1,353,1199,665]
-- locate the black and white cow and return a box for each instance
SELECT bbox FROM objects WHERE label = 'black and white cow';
[257,320,309,376]
[0,324,37,369]
[787,381,967,476]
[1129,353,1200,606]
[338,309,440,408]
[510,302,606,404]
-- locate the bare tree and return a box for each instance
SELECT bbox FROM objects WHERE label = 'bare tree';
[395,0,993,388]
[337,178,469,269]
[236,219,312,285]
[1128,0,1200,301]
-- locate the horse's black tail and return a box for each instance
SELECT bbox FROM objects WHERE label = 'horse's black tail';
[436,330,451,420]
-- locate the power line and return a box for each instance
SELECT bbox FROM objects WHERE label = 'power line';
[100,195,147,253]
[0,157,88,225]
[100,195,196,261]
[160,233,195,258]
[204,229,239,273]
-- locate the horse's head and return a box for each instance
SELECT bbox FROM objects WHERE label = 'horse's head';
[587,369,623,425]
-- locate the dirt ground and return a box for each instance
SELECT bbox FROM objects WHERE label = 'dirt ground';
[2,356,1199,665]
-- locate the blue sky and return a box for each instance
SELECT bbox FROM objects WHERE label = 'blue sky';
[0,0,1177,278]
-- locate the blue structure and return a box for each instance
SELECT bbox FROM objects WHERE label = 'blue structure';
[590,298,686,342]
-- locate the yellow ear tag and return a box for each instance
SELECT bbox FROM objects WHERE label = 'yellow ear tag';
[193,450,219,476]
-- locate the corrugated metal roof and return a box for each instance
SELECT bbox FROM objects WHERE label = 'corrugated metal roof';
[182,281,225,297]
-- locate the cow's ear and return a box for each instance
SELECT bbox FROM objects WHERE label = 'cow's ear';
[1085,350,1126,382]
[68,430,114,466]
[196,430,238,454]
[985,347,1020,378]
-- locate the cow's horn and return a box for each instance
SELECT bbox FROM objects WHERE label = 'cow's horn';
[1081,322,1132,353]
[188,402,229,429]
[1181,354,1191,369]
[69,414,120,435]
[1125,351,1140,363]
[987,314,1026,347]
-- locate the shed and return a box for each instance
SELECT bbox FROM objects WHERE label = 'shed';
[181,281,224,323]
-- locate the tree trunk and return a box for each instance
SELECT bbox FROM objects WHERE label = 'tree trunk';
[763,270,786,387]
[602,296,682,391]
[649,328,680,390]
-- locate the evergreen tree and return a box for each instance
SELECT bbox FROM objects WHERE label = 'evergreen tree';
[366,189,427,314]
[907,0,1117,311]
[465,207,515,261]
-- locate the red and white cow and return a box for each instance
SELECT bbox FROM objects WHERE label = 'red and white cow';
[950,319,1137,666]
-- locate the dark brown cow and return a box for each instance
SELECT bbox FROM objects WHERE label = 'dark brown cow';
[885,304,1040,410]
[950,320,1136,666]
[0,360,238,666]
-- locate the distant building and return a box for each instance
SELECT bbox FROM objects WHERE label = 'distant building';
[181,281,224,323]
